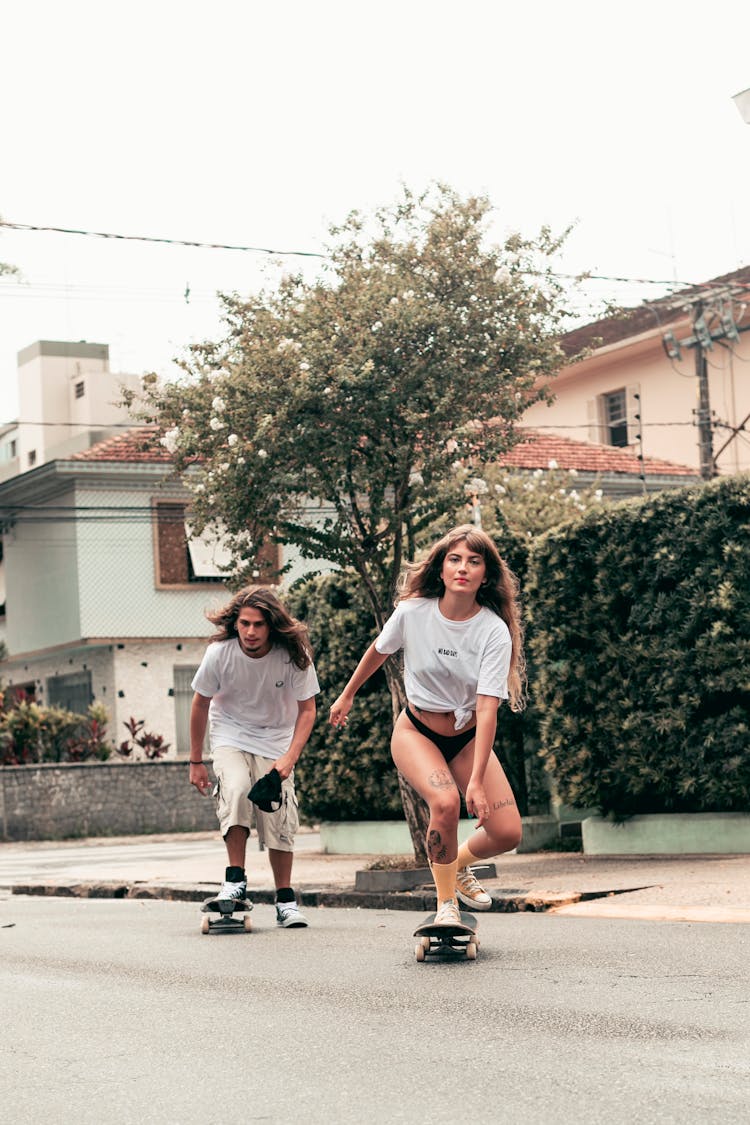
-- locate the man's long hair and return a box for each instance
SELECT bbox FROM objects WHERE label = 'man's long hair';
[207,586,313,670]
[398,524,526,711]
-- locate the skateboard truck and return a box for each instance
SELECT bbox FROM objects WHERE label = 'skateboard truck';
[413,911,479,962]
[200,898,254,935]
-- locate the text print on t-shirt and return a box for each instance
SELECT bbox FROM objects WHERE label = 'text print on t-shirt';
[437,648,458,658]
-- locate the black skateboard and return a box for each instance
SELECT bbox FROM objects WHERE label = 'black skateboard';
[200,897,253,935]
[413,910,479,962]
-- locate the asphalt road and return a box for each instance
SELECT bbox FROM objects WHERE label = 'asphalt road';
[1,895,748,1125]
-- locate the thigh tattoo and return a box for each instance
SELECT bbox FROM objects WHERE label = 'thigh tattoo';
[428,769,455,791]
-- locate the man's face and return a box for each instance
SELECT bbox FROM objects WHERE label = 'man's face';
[236,606,272,658]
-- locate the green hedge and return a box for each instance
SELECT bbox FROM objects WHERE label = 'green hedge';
[287,573,402,822]
[527,475,750,817]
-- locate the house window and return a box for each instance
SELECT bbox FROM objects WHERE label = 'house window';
[7,439,16,460]
[603,389,629,448]
[75,380,85,399]
[173,665,200,757]
[6,681,36,705]
[47,670,93,715]
[155,502,191,585]
[154,501,280,587]
[28,450,37,467]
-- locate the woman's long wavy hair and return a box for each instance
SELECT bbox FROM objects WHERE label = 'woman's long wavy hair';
[207,586,313,670]
[398,524,526,711]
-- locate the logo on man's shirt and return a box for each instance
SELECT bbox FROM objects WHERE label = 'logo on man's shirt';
[275,680,285,688]
[437,648,458,658]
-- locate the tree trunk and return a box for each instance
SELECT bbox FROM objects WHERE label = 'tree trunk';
[383,659,430,865]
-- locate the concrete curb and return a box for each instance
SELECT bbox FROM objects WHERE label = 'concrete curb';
[6,880,588,913]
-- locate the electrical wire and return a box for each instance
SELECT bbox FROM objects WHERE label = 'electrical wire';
[0,221,326,260]
[4,218,750,292]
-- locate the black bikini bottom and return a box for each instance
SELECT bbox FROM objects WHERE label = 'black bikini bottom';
[404,705,476,763]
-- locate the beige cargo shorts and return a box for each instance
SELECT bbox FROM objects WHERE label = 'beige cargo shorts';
[211,745,300,852]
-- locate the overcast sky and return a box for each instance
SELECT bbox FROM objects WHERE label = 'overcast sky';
[2,0,750,424]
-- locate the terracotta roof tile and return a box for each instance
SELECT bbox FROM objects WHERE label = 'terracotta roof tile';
[71,426,172,463]
[72,425,695,479]
[500,430,696,477]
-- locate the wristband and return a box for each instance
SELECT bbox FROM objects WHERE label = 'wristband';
[189,760,204,766]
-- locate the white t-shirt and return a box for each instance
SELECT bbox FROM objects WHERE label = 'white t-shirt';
[191,638,320,759]
[375,597,511,730]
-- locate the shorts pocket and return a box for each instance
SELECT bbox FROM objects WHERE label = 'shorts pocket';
[279,785,299,844]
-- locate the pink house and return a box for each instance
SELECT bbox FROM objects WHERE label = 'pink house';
[523,265,750,477]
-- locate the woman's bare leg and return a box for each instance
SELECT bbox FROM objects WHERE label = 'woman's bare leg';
[390,711,461,866]
[449,744,522,861]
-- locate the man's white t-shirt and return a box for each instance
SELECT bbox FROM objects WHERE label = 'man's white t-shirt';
[191,639,320,760]
[375,597,511,730]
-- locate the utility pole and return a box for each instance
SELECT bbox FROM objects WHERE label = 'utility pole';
[693,301,715,481]
[662,292,746,480]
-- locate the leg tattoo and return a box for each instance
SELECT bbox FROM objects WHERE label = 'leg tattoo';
[427,829,448,863]
[428,769,455,791]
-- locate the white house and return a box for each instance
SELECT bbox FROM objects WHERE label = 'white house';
[0,339,143,482]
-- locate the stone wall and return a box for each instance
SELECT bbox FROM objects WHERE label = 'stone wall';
[0,761,218,841]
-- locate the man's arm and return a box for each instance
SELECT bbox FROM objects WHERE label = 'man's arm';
[188,692,212,794]
[273,696,317,781]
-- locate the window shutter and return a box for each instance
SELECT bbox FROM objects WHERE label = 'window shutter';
[586,398,601,443]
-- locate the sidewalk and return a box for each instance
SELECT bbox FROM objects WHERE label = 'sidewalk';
[2,829,750,922]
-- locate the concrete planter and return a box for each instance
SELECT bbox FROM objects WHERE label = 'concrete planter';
[320,815,561,856]
[354,863,498,893]
[582,812,750,855]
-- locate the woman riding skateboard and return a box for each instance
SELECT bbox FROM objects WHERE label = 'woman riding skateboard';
[329,525,525,927]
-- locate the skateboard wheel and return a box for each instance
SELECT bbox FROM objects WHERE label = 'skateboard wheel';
[419,936,430,951]
[243,915,253,933]
[415,942,426,962]
[200,916,210,934]
[466,941,477,960]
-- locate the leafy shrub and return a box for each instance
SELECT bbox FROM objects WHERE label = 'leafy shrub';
[0,696,112,765]
[286,572,401,822]
[116,717,170,760]
[528,475,750,817]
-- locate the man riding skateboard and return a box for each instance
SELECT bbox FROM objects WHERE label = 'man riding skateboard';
[188,586,320,928]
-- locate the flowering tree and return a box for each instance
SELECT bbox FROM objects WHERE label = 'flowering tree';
[133,185,574,858]
[464,461,606,539]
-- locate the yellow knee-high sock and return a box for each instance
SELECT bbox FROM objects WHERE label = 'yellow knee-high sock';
[456,842,483,870]
[431,859,459,906]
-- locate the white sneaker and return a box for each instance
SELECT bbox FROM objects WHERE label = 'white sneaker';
[455,866,492,911]
[276,900,308,928]
[216,879,247,904]
[433,898,461,927]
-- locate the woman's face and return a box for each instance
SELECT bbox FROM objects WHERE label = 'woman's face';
[440,540,487,597]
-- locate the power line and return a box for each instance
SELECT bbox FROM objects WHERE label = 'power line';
[0,220,326,260]
[5,218,748,292]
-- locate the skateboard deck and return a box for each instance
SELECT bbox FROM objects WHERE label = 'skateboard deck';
[413,911,479,962]
[200,898,254,935]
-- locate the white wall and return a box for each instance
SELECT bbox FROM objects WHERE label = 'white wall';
[3,484,82,655]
